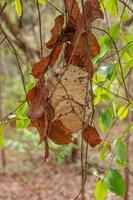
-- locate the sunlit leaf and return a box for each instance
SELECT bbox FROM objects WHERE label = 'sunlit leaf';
[16,102,30,129]
[117,106,128,120]
[38,0,46,4]
[106,0,118,16]
[100,142,109,160]
[0,123,6,149]
[94,179,108,200]
[14,0,22,17]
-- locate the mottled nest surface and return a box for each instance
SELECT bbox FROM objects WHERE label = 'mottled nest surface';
[47,64,90,132]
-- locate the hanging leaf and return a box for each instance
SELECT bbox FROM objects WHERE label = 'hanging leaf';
[104,169,126,196]
[114,138,127,167]
[73,33,100,58]
[94,179,108,200]
[100,141,110,160]
[14,0,22,17]
[117,106,128,120]
[101,107,113,129]
[0,123,6,149]
[16,102,30,129]
[83,126,102,147]
[105,0,118,16]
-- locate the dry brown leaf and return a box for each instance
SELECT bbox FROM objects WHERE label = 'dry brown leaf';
[49,120,72,145]
[83,126,102,147]
[27,78,48,120]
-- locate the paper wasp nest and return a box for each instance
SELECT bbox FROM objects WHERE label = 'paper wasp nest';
[47,65,91,132]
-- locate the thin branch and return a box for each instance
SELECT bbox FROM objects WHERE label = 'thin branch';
[37,0,43,58]
[0,2,6,16]
[100,41,133,62]
[46,0,64,15]
[0,101,25,123]
[119,0,133,13]
[0,36,6,45]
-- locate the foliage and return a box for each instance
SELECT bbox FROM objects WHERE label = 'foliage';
[0,0,133,199]
[104,169,126,196]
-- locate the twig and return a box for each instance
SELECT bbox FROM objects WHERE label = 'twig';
[119,0,133,13]
[0,36,6,45]
[37,0,43,58]
[0,2,6,16]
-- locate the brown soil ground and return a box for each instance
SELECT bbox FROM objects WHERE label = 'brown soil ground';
[0,123,133,200]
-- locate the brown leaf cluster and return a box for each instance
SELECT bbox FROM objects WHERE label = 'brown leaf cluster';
[32,0,103,79]
[27,0,103,157]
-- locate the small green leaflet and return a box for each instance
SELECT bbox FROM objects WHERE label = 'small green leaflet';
[16,102,30,129]
[117,106,128,120]
[38,0,46,4]
[14,0,22,17]
[121,123,133,138]
[0,123,6,149]
[104,169,126,196]
[100,142,109,161]
[106,0,118,16]
[94,179,108,200]
[114,139,127,167]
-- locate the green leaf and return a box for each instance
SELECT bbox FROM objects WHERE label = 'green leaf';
[104,169,126,196]
[106,63,116,81]
[121,124,133,138]
[0,124,6,149]
[16,116,30,129]
[16,102,30,129]
[117,106,128,120]
[94,179,108,200]
[100,142,109,160]
[101,108,113,129]
[14,0,22,17]
[114,139,127,167]
[38,0,46,4]
[106,0,118,16]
